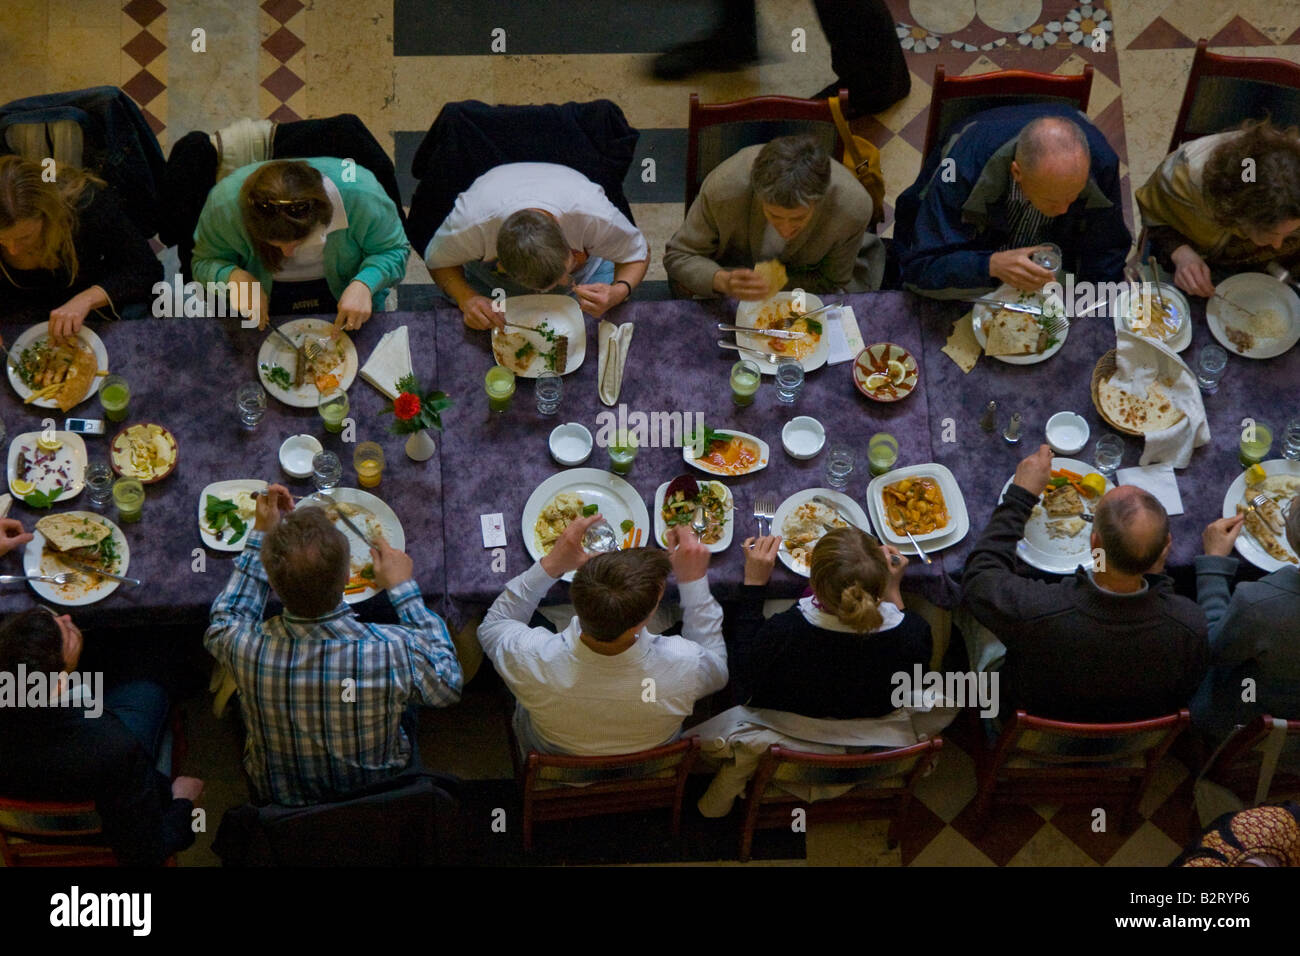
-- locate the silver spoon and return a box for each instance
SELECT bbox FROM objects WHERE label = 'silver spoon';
[903,528,932,565]
[691,504,708,537]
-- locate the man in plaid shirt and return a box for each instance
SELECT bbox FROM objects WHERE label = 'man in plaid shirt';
[205,484,462,806]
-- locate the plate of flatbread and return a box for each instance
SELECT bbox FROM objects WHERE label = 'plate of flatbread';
[971,285,1068,365]
[6,324,107,411]
[999,457,1112,574]
[1221,459,1300,572]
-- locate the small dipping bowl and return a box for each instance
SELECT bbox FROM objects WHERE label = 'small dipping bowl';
[549,422,593,466]
[1045,411,1090,456]
[782,416,826,460]
[280,434,324,479]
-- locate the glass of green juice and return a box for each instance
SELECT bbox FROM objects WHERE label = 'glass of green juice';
[112,477,144,523]
[1239,419,1273,468]
[99,374,130,422]
[485,366,516,413]
[730,359,761,407]
[868,432,900,476]
[318,389,349,434]
[608,429,638,475]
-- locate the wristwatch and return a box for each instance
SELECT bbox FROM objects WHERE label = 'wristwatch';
[612,279,633,301]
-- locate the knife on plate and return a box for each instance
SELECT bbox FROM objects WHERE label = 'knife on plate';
[57,557,141,587]
[323,494,377,549]
[268,325,307,387]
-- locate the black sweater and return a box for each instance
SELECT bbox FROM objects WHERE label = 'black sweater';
[733,584,933,719]
[961,484,1209,723]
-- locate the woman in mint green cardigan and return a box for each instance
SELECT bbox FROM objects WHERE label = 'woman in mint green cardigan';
[192,157,409,329]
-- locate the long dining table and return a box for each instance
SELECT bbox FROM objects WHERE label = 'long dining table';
[0,290,1290,636]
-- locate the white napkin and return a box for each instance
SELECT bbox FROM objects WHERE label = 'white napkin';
[359,325,414,399]
[826,305,865,365]
[1109,330,1210,469]
[1116,464,1185,515]
[597,320,634,406]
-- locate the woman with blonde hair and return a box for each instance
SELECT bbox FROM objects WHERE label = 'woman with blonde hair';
[734,528,931,718]
[0,155,161,336]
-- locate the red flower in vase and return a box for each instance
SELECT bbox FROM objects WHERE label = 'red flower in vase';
[394,392,422,420]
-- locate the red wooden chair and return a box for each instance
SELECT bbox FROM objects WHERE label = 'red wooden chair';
[685,90,849,208]
[1198,715,1300,807]
[1169,39,1300,151]
[972,709,1188,834]
[922,64,1094,158]
[737,738,942,863]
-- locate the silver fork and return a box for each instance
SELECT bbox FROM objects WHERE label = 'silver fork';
[0,572,74,585]
[757,493,777,537]
[1041,315,1070,339]
[750,496,765,537]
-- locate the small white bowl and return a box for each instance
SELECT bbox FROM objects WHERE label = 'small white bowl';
[548,422,593,466]
[782,416,826,460]
[1045,411,1090,456]
[280,434,323,479]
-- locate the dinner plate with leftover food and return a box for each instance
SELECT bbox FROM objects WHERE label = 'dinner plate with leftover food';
[521,468,650,582]
[772,488,870,577]
[733,291,829,374]
[653,475,733,554]
[6,324,108,411]
[1221,459,1300,572]
[198,479,268,551]
[971,284,1068,365]
[299,487,404,604]
[853,343,918,402]
[865,463,969,556]
[7,431,87,505]
[24,511,129,606]
[110,423,178,483]
[1206,273,1300,360]
[257,318,359,407]
[682,428,769,477]
[492,295,586,377]
[998,458,1111,574]
[1112,282,1191,353]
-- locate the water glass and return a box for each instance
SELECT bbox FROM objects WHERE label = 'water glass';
[868,432,899,476]
[730,359,761,407]
[112,477,144,523]
[311,450,342,491]
[1283,417,1300,461]
[825,443,855,490]
[535,371,562,416]
[100,373,130,423]
[1094,434,1124,480]
[1239,419,1273,468]
[317,389,349,434]
[774,357,804,403]
[236,382,267,429]
[1031,242,1062,273]
[354,442,384,488]
[1196,344,1228,392]
[581,518,620,554]
[85,462,114,509]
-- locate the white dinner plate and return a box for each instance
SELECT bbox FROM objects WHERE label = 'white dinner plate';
[5,324,108,409]
[652,478,734,554]
[1206,273,1300,359]
[971,283,1069,365]
[1221,458,1300,572]
[997,458,1112,575]
[23,511,129,606]
[770,488,870,577]
[521,467,650,582]
[1113,282,1192,353]
[7,431,87,503]
[257,319,358,408]
[299,487,404,604]
[492,295,586,377]
[682,429,769,477]
[865,464,969,557]
[197,479,268,552]
[734,291,829,375]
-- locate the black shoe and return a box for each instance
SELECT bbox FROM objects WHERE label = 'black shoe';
[652,36,758,81]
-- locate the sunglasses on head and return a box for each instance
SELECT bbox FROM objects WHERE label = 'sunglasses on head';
[254,198,314,219]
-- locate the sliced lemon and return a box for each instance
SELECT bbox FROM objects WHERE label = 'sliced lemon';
[887,359,907,385]
[864,372,889,391]
[1245,463,1268,486]
[36,435,63,452]
[1080,473,1107,498]
[11,478,35,496]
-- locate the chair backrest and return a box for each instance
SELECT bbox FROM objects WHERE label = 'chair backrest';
[992,709,1188,770]
[525,737,699,787]
[685,92,846,209]
[756,739,942,793]
[923,64,1094,158]
[0,796,115,866]
[1201,714,1300,803]
[1169,39,1300,151]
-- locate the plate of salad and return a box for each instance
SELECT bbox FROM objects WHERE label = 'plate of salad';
[198,479,268,551]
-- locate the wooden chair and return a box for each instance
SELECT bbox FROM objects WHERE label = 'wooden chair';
[737,739,942,863]
[922,64,1094,158]
[1198,715,1300,807]
[972,709,1188,834]
[1169,39,1300,151]
[685,91,848,209]
[520,738,700,851]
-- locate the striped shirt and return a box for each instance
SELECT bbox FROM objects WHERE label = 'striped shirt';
[205,532,462,806]
[1002,179,1052,250]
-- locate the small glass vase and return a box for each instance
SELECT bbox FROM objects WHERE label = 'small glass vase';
[405,428,436,461]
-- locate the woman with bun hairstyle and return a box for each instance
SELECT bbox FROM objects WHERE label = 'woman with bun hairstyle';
[733,528,932,719]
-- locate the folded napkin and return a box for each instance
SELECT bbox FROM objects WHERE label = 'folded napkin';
[597,320,634,406]
[360,325,414,399]
[1109,330,1210,469]
[825,305,865,365]
[1116,464,1185,515]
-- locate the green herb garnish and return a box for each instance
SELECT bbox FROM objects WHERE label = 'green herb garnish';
[360,564,375,580]
[260,363,292,390]
[688,425,735,459]
[620,519,633,533]
[582,503,599,517]
[96,533,118,568]
[514,342,535,362]
[804,318,822,335]
[204,494,248,544]
[23,485,65,510]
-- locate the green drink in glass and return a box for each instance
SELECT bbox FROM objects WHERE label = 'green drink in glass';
[485,366,516,413]
[100,374,130,422]
[868,432,900,476]
[730,359,761,407]
[318,389,349,434]
[112,477,144,523]
[608,429,637,475]
[1239,420,1273,468]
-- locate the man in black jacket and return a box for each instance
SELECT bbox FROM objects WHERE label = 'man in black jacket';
[961,444,1208,724]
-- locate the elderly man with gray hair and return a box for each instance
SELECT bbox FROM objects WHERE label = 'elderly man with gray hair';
[1193,506,1300,742]
[665,134,883,298]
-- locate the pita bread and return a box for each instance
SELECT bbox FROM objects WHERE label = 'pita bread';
[55,343,97,413]
[1097,379,1185,433]
[37,513,112,552]
[983,309,1042,356]
[942,314,981,373]
[753,259,788,298]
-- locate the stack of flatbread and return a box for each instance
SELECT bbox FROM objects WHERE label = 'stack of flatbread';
[753,259,787,298]
[1096,379,1185,433]
[983,308,1044,357]
[1099,331,1209,469]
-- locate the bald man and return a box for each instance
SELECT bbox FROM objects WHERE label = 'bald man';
[893,104,1132,298]
[960,444,1207,723]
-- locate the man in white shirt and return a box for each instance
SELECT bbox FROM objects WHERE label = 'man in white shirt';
[424,163,649,329]
[477,514,727,757]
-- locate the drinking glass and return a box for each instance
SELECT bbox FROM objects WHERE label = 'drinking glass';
[1239,419,1273,468]
[581,518,620,554]
[99,374,130,422]
[1031,242,1062,273]
[1094,434,1124,480]
[1196,344,1228,392]
[774,357,804,403]
[112,477,144,523]
[535,371,562,416]
[317,389,349,434]
[608,429,638,476]
[311,450,342,491]
[85,462,114,509]
[1283,417,1300,461]
[354,442,384,488]
[485,366,516,413]
[825,443,855,490]
[730,359,761,407]
[868,433,899,476]
[236,382,267,429]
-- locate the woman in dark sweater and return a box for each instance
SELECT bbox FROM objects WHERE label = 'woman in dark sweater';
[0,156,161,334]
[735,527,932,719]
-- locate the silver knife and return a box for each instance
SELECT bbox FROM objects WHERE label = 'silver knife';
[717,323,806,339]
[964,297,1046,315]
[811,495,866,532]
[323,495,377,549]
[57,557,141,587]
[268,325,306,387]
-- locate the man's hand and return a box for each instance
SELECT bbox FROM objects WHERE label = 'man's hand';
[171,776,204,802]
[712,268,773,301]
[1170,244,1215,298]
[573,282,626,318]
[540,513,602,578]
[1012,443,1054,497]
[229,268,270,329]
[989,248,1056,292]
[49,297,91,342]
[742,534,781,585]
[1202,514,1246,557]
[0,518,33,557]
[334,279,373,331]
[371,535,415,590]
[459,294,505,331]
[253,483,294,533]
[666,524,710,583]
